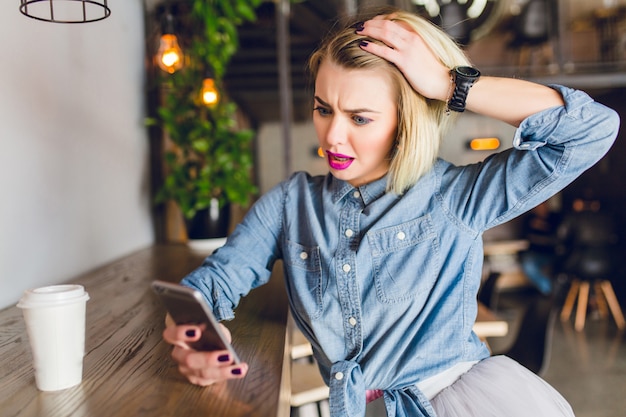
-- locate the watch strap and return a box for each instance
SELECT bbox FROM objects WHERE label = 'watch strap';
[448,67,479,113]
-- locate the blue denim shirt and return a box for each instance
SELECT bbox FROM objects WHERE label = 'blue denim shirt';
[182,86,619,417]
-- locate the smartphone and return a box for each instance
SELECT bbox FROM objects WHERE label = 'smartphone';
[151,280,241,363]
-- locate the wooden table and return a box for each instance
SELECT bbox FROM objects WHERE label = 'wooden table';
[474,303,509,339]
[483,239,529,256]
[0,245,291,417]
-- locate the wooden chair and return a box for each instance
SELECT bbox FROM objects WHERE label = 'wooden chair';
[290,361,329,414]
[288,316,329,417]
[557,209,625,332]
[290,322,313,361]
[559,246,625,332]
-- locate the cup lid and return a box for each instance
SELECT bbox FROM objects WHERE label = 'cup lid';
[17,285,89,309]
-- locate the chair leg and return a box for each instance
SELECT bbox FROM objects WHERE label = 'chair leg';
[561,279,580,322]
[594,281,610,319]
[599,280,626,330]
[575,281,590,332]
[519,46,531,70]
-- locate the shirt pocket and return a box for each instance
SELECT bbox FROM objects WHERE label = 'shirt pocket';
[283,240,323,320]
[367,216,439,304]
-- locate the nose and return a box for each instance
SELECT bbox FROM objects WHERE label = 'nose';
[323,115,347,147]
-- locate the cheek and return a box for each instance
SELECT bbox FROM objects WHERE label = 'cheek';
[365,129,396,157]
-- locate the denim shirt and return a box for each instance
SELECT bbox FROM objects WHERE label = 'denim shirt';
[182,86,619,417]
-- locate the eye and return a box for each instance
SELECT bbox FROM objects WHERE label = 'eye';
[352,115,371,126]
[313,106,331,117]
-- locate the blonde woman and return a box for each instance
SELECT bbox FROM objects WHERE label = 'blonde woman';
[163,8,618,417]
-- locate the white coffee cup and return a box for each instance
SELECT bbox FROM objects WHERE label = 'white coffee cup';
[17,284,90,391]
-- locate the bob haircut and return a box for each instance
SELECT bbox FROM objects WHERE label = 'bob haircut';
[308,8,472,194]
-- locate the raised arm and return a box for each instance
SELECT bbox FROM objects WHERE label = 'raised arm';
[464,77,564,127]
[356,17,564,127]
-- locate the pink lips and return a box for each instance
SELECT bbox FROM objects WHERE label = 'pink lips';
[327,151,354,170]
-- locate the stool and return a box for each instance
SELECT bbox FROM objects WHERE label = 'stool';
[560,278,625,332]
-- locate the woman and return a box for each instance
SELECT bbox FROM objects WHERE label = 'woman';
[162,8,619,417]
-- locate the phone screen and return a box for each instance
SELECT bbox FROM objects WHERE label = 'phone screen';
[152,281,240,362]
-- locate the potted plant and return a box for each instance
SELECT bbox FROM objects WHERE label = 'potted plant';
[150,0,261,243]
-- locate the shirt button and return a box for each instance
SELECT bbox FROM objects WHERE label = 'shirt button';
[345,229,354,238]
[342,264,351,273]
[397,231,406,240]
[335,372,344,381]
[348,317,357,326]
[353,191,360,199]
[299,252,308,260]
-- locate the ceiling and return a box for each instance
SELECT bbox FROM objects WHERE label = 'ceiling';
[145,0,357,126]
[145,0,509,126]
[218,0,513,126]
[145,0,626,126]
[223,0,345,126]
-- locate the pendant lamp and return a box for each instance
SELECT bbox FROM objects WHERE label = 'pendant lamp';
[201,78,219,106]
[20,0,111,23]
[156,13,184,74]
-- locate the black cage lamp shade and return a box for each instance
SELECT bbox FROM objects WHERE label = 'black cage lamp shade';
[20,0,111,23]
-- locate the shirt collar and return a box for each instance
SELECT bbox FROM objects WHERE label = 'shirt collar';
[328,174,388,205]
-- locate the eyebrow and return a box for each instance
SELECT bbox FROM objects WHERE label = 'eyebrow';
[314,96,380,114]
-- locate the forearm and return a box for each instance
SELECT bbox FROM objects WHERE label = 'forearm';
[465,77,565,127]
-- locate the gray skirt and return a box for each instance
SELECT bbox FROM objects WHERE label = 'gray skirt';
[429,355,575,417]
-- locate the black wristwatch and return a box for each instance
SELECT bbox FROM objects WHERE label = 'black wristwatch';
[448,66,481,113]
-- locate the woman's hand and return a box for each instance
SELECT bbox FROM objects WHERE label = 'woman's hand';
[356,17,451,102]
[162,314,248,386]
[356,15,564,126]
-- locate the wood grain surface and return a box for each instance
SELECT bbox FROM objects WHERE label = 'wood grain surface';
[0,245,290,417]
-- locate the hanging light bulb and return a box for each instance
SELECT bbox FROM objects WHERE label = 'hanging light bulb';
[201,73,220,106]
[156,13,183,74]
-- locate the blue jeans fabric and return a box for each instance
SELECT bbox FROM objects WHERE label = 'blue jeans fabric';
[521,251,554,295]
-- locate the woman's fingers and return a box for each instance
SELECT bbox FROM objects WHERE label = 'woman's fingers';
[163,322,201,348]
[162,315,246,386]
[357,18,450,101]
[172,346,248,386]
[185,362,249,386]
[217,322,233,343]
[359,18,408,55]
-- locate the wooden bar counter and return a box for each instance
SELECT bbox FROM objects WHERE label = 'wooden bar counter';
[0,245,291,417]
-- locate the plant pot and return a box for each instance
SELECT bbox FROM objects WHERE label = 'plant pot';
[184,198,230,252]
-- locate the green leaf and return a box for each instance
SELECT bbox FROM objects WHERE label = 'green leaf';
[153,0,260,216]
[236,3,256,22]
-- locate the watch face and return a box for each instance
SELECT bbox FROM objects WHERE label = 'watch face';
[456,66,480,78]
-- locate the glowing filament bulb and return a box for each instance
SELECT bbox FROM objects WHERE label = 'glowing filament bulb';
[157,34,183,74]
[201,78,219,106]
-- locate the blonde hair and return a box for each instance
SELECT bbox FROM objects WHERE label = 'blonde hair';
[308,8,472,194]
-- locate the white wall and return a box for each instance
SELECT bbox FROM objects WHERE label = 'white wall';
[257,113,516,194]
[0,2,154,308]
[257,121,328,193]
